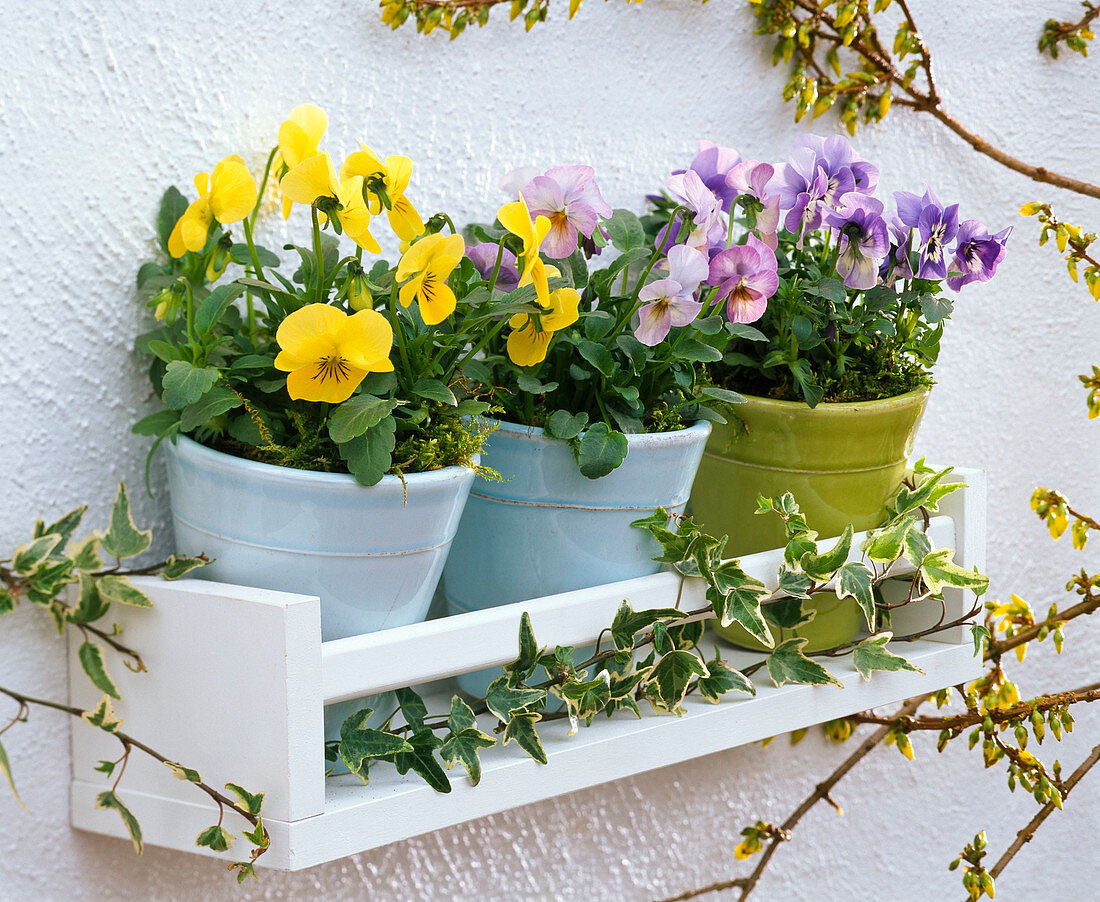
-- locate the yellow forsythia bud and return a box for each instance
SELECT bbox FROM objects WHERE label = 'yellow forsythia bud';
[1019,202,1043,216]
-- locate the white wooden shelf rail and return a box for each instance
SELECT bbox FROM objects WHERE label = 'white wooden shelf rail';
[69,468,986,871]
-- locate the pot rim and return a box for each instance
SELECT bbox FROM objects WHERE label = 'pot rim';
[167,433,479,489]
[489,418,712,448]
[729,385,931,413]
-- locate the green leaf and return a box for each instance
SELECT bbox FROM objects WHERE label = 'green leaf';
[78,642,120,699]
[603,209,646,251]
[195,283,245,336]
[161,554,208,580]
[95,791,143,854]
[0,739,27,811]
[799,524,853,580]
[649,650,708,713]
[82,695,123,733]
[763,597,815,631]
[516,373,558,393]
[196,825,235,852]
[157,186,188,254]
[0,589,13,617]
[132,409,180,437]
[69,534,104,572]
[698,652,756,702]
[852,633,924,681]
[446,695,478,734]
[503,611,541,679]
[161,361,220,410]
[440,726,496,785]
[700,385,746,404]
[836,560,876,631]
[971,623,991,656]
[577,423,628,479]
[902,525,932,566]
[337,416,397,486]
[224,783,265,816]
[920,548,989,596]
[230,242,280,268]
[337,709,413,784]
[560,673,612,719]
[766,638,844,689]
[38,506,87,546]
[485,678,546,724]
[180,385,242,431]
[710,585,773,647]
[97,575,153,608]
[777,567,814,598]
[502,712,548,764]
[393,728,451,793]
[11,533,62,574]
[411,377,458,406]
[164,761,202,783]
[577,340,615,377]
[241,814,268,847]
[892,467,962,516]
[396,687,428,731]
[711,559,766,597]
[68,573,110,624]
[676,339,724,362]
[610,600,686,652]
[100,483,152,560]
[862,516,915,563]
[545,410,588,441]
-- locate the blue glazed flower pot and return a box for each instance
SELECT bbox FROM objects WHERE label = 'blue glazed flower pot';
[164,435,478,743]
[442,420,712,697]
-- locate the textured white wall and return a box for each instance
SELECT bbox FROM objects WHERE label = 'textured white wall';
[2,0,1099,899]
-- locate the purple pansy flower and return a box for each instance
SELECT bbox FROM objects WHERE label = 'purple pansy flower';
[826,194,889,290]
[634,244,709,346]
[521,165,613,259]
[708,234,779,324]
[773,134,880,238]
[674,140,743,212]
[946,221,1012,290]
[727,160,781,249]
[879,219,915,287]
[893,188,959,279]
[665,169,726,255]
[467,242,520,292]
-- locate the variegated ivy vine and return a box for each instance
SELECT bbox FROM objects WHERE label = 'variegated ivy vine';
[327,462,988,791]
[0,485,270,883]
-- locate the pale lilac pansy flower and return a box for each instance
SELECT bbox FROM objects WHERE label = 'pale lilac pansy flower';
[673,140,743,212]
[708,234,779,324]
[946,221,1012,291]
[825,194,890,290]
[665,169,726,255]
[521,165,613,259]
[726,160,781,249]
[634,244,709,346]
[499,165,541,200]
[467,242,521,292]
[893,187,959,280]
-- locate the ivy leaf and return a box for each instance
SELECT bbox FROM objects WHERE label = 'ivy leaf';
[446,695,478,735]
[710,585,773,647]
[560,673,612,719]
[763,597,814,631]
[161,554,209,580]
[67,573,110,624]
[328,395,403,443]
[241,815,268,847]
[799,524,853,580]
[545,410,589,441]
[902,525,932,566]
[852,633,924,681]
[698,650,756,702]
[712,559,766,597]
[180,385,243,432]
[78,641,120,699]
[777,567,813,598]
[37,506,87,546]
[164,761,202,783]
[161,361,220,410]
[862,516,915,563]
[766,638,844,689]
[224,783,265,817]
[836,560,876,631]
[892,466,961,516]
[610,601,686,652]
[196,825,235,852]
[577,423,628,479]
[920,548,989,596]
[485,677,546,724]
[337,416,397,486]
[649,650,708,713]
[11,533,62,574]
[338,710,413,784]
[440,726,496,786]
[0,739,27,811]
[668,618,704,650]
[95,791,143,854]
[393,728,451,793]
[396,687,428,731]
[502,712,548,764]
[97,575,153,609]
[82,696,123,733]
[503,611,541,679]
[100,483,152,560]
[971,623,991,657]
[70,533,104,573]
[0,589,13,617]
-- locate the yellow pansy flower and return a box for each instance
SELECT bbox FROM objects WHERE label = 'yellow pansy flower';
[280,153,381,253]
[396,232,466,325]
[274,303,394,404]
[277,104,328,219]
[168,155,257,258]
[506,287,580,367]
[341,145,425,241]
[497,195,551,305]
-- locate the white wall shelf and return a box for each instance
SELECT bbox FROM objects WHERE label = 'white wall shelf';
[69,468,986,871]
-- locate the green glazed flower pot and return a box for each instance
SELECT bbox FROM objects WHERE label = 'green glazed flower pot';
[689,387,930,651]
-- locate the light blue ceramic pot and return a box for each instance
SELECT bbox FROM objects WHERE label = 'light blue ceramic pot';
[164,435,478,743]
[442,420,712,697]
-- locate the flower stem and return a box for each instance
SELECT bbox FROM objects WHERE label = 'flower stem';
[311,206,325,302]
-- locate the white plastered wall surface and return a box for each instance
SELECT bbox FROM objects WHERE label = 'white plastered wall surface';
[1,0,1098,899]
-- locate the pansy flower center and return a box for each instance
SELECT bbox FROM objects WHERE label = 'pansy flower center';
[315,355,352,385]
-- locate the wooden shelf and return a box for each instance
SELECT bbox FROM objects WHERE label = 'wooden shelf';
[69,468,986,871]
